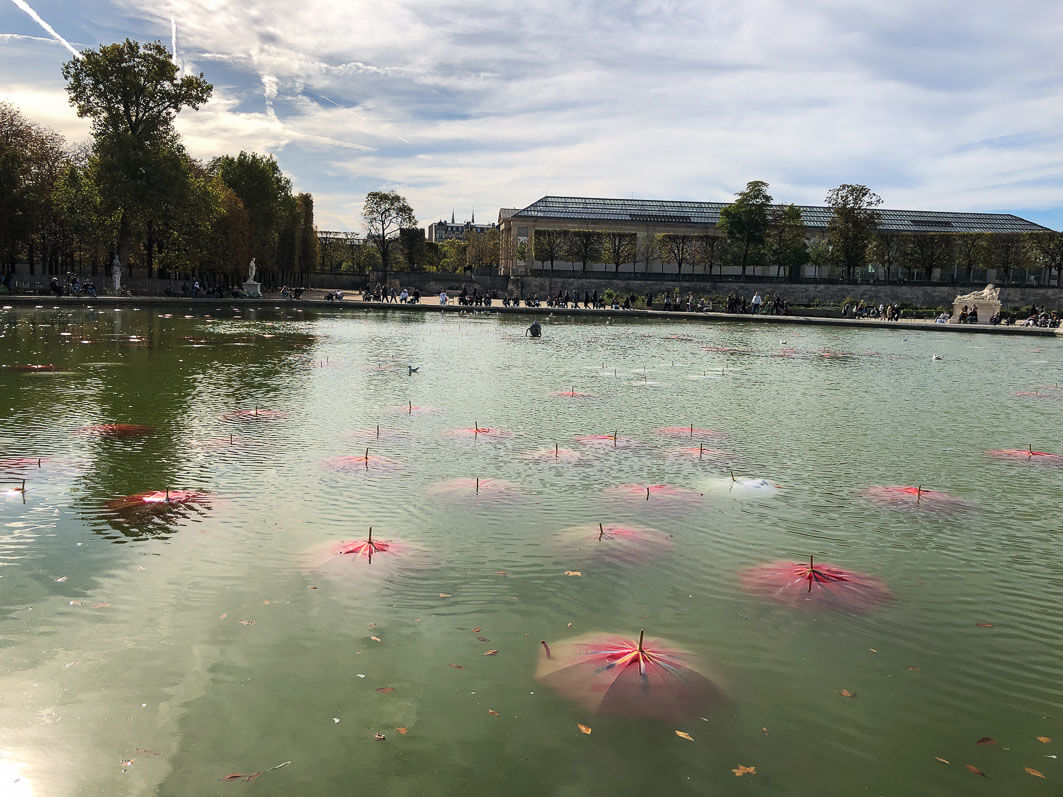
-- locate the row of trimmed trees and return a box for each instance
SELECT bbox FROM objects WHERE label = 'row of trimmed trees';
[1,40,318,289]
[526,181,1063,285]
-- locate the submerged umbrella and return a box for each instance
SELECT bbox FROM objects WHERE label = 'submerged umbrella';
[604,483,702,511]
[700,472,781,497]
[985,448,1063,465]
[77,423,156,437]
[862,485,969,511]
[220,408,289,422]
[0,456,48,472]
[426,477,522,501]
[550,389,596,398]
[558,522,673,561]
[106,489,210,512]
[535,630,726,723]
[667,446,731,462]
[574,433,638,448]
[520,445,584,463]
[302,527,416,579]
[654,426,724,439]
[329,528,400,563]
[445,425,514,439]
[739,555,892,612]
[322,451,403,471]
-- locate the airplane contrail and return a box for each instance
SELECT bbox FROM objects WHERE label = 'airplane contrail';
[9,0,80,58]
[171,16,178,68]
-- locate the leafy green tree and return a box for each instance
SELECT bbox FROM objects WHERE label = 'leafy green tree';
[399,226,425,270]
[987,232,1030,285]
[655,233,697,274]
[363,190,416,284]
[717,180,772,276]
[907,233,954,281]
[953,233,987,284]
[696,234,727,276]
[532,229,563,270]
[62,39,212,271]
[1024,231,1063,287]
[825,183,882,280]
[869,231,903,283]
[602,231,636,273]
[767,204,808,278]
[439,238,466,271]
[807,239,831,278]
[561,230,603,272]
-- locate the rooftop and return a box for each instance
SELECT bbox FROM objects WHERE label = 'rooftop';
[510,196,1051,234]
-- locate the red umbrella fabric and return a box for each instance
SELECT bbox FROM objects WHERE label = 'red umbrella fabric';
[739,555,892,612]
[862,485,969,511]
[667,446,731,462]
[78,423,156,437]
[425,477,522,501]
[445,425,513,439]
[603,483,702,509]
[329,529,401,562]
[558,523,673,561]
[985,448,1063,465]
[388,404,440,415]
[574,433,638,448]
[0,456,49,472]
[549,389,596,398]
[520,445,584,463]
[321,452,402,471]
[106,489,209,512]
[8,364,57,372]
[535,631,726,723]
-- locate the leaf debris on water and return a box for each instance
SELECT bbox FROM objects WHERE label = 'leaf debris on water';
[1037,736,1052,744]
[675,730,694,742]
[933,756,950,765]
[976,737,996,746]
[839,689,856,698]
[965,763,988,778]
[1024,767,1046,779]
[732,764,756,776]
[577,723,592,734]
[483,649,498,656]
[564,571,582,577]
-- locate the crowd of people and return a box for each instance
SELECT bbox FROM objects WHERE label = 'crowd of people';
[842,300,902,320]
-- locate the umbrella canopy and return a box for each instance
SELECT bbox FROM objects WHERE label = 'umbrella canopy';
[574,433,638,448]
[329,528,400,562]
[654,426,724,439]
[0,456,49,472]
[7,364,57,372]
[535,630,726,723]
[667,446,731,463]
[549,389,596,398]
[985,448,1063,465]
[519,445,584,464]
[604,483,702,509]
[106,489,210,512]
[388,403,440,415]
[558,523,673,561]
[77,423,156,437]
[700,474,781,497]
[862,485,969,511]
[220,409,289,422]
[444,425,513,439]
[321,452,403,471]
[739,555,893,612]
[425,477,522,501]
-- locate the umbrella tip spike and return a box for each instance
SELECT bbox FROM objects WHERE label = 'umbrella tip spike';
[638,628,645,651]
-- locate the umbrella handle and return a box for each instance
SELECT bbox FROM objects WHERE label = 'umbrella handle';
[540,640,552,659]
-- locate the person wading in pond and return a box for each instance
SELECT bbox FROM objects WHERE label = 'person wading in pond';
[526,320,542,338]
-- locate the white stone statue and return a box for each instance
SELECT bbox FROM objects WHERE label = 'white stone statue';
[247,258,257,283]
[111,256,122,292]
[955,284,998,302]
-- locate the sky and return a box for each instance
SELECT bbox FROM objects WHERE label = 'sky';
[2,0,1062,232]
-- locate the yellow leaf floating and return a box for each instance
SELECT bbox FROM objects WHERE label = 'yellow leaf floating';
[1025,767,1046,779]
[933,756,950,765]
[1037,736,1052,744]
[564,571,582,577]
[577,724,592,735]
[732,764,756,776]
[483,649,499,656]
[675,730,694,742]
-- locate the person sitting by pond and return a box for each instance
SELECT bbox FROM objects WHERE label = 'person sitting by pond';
[526,320,542,338]
[50,277,63,297]
[439,290,448,305]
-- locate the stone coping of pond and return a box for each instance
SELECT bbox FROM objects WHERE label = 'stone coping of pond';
[1,294,1059,336]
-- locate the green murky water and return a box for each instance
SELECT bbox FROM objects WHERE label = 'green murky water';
[1,305,1061,795]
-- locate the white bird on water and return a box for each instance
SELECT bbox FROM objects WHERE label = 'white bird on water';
[931,355,943,361]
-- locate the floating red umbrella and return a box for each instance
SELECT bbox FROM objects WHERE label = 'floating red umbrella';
[346,426,411,442]
[654,425,724,439]
[667,446,731,462]
[321,451,402,471]
[549,389,596,398]
[78,423,157,437]
[0,456,48,472]
[7,364,57,372]
[574,433,638,448]
[106,489,210,512]
[388,403,440,415]
[739,555,892,612]
[445,425,513,439]
[220,408,289,422]
[603,483,702,508]
[535,630,726,723]
[986,448,1063,465]
[862,485,969,511]
[558,522,673,561]
[329,528,401,563]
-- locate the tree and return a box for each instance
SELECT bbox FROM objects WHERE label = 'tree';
[655,233,697,274]
[602,231,637,273]
[398,226,425,270]
[439,238,466,271]
[696,234,727,276]
[717,180,772,276]
[1024,231,1063,287]
[532,229,563,270]
[767,204,808,279]
[63,39,212,270]
[825,184,882,280]
[953,233,987,284]
[987,233,1030,285]
[869,231,902,283]
[363,190,415,284]
[561,229,603,272]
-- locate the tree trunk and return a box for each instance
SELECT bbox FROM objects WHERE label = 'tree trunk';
[118,211,133,279]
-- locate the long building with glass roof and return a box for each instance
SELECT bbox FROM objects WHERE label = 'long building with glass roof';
[497,195,1051,276]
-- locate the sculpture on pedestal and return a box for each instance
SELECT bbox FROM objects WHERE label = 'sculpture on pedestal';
[247,258,256,283]
[111,256,122,292]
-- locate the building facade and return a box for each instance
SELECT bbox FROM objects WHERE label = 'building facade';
[426,212,496,243]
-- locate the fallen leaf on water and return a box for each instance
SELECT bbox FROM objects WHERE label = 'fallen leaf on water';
[497,570,507,576]
[263,600,270,605]
[368,622,376,628]
[934,756,950,765]
[439,593,452,598]
[69,600,82,606]
[869,648,878,653]
[92,603,111,608]
[488,709,499,716]
[1025,767,1046,779]
[567,622,573,628]
[976,737,996,746]
[373,733,386,741]
[577,723,592,735]
[396,727,408,734]
[449,664,463,669]
[965,764,988,778]
[134,748,159,756]
[308,585,318,590]
[1037,736,1052,744]
[839,689,857,698]
[564,571,582,577]
[219,613,227,620]
[732,764,755,776]
[976,623,993,628]
[239,619,254,626]
[370,635,381,642]
[55,576,68,583]
[907,666,920,671]
[472,627,482,633]
[675,730,694,742]
[483,649,498,656]
[376,687,395,694]
[221,773,259,782]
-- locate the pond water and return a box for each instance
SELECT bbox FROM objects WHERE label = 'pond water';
[1,305,1060,795]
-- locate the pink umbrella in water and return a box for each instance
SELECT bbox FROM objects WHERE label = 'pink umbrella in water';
[862,485,969,512]
[739,555,892,612]
[426,477,522,502]
[985,447,1063,465]
[558,522,673,562]
[220,408,289,422]
[536,630,726,723]
[445,424,513,439]
[321,450,403,471]
[78,423,156,437]
[655,425,725,439]
[574,433,638,449]
[603,483,702,510]
[520,444,584,464]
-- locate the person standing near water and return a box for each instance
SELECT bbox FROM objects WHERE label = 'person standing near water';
[751,291,763,314]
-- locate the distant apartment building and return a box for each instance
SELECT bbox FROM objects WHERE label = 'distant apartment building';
[426,211,496,243]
